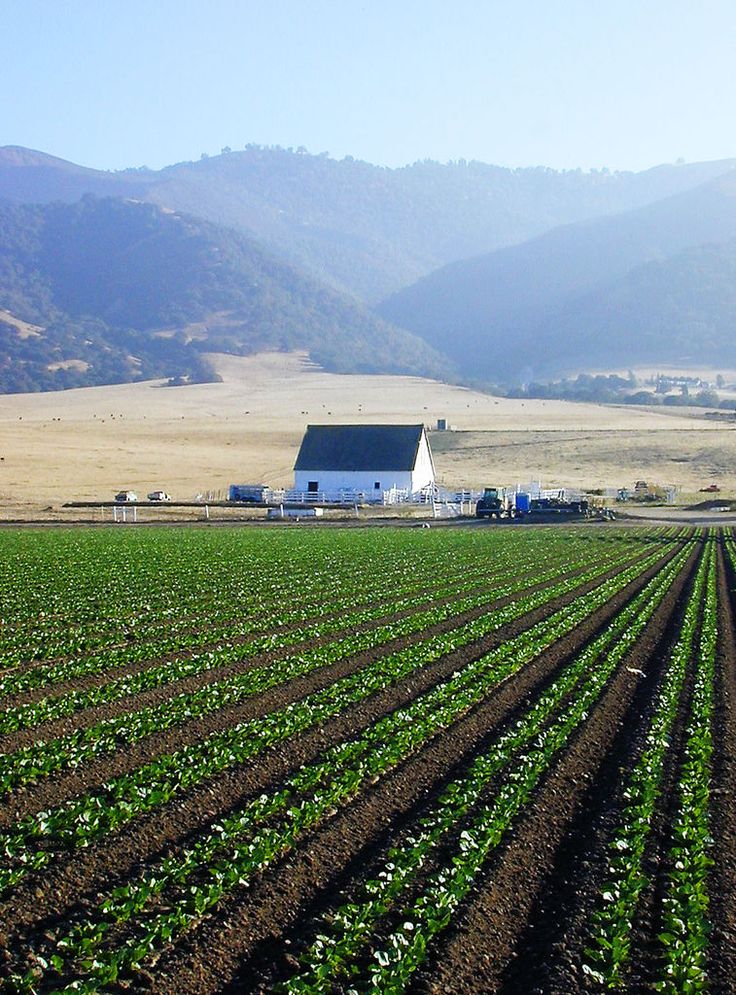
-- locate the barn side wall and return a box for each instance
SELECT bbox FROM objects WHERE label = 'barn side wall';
[410,435,436,491]
[294,469,415,494]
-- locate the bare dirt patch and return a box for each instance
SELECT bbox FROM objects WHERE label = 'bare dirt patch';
[0,309,43,339]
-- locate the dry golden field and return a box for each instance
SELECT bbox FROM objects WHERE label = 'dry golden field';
[0,352,733,519]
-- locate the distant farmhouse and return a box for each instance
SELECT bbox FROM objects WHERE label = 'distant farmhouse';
[294,424,436,500]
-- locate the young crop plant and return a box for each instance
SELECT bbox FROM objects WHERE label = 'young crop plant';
[0,542,664,897]
[583,536,713,990]
[654,533,717,993]
[4,538,689,992]
[0,524,665,688]
[360,554,701,995]
[276,542,693,994]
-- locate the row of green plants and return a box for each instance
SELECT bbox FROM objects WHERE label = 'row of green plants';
[5,537,689,990]
[0,538,640,795]
[276,541,696,993]
[0,523,619,734]
[0,527,613,699]
[0,528,530,689]
[0,529,341,664]
[0,540,668,895]
[654,535,717,993]
[581,537,713,988]
[0,544,565,735]
[6,524,613,642]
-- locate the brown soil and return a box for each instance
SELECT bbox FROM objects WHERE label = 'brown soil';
[709,539,736,994]
[0,549,646,826]
[132,545,689,995]
[413,537,701,995]
[6,530,730,995]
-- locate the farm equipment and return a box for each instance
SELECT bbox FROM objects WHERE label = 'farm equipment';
[475,486,590,521]
[514,489,589,518]
[529,494,588,515]
[475,487,512,519]
[621,481,669,503]
[228,484,268,503]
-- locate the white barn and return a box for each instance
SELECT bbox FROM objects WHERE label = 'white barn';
[294,424,436,500]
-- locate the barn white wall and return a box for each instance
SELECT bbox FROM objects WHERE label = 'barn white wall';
[410,434,436,491]
[294,469,416,494]
[293,428,436,497]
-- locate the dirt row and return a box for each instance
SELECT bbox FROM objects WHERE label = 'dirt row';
[708,539,736,994]
[2,560,520,706]
[0,544,667,826]
[1,543,684,979]
[101,540,694,995]
[225,537,700,995]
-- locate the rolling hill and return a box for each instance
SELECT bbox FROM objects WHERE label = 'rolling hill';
[5,145,736,394]
[0,197,449,393]
[532,238,736,374]
[378,170,736,383]
[2,145,734,302]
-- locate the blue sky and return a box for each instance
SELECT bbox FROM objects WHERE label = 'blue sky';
[2,0,735,173]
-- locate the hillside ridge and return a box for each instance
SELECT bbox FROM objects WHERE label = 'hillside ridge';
[2,144,735,302]
[378,168,736,382]
[0,197,449,393]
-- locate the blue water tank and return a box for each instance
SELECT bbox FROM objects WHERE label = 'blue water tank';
[515,493,531,514]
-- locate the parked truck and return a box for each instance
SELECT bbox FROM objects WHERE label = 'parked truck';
[228,484,268,503]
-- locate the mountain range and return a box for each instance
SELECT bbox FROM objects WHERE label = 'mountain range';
[2,143,736,393]
[379,170,736,382]
[0,196,446,393]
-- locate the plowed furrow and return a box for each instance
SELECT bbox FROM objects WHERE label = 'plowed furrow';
[129,551,684,995]
[407,540,698,995]
[0,554,649,826]
[708,539,736,994]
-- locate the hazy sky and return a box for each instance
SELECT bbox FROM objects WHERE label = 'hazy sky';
[3,0,735,173]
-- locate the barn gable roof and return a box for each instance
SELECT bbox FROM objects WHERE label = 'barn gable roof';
[294,424,427,472]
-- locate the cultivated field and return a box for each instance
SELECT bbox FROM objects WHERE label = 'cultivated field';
[0,524,734,993]
[0,352,734,518]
